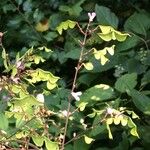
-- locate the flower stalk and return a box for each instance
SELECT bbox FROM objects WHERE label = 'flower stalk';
[61,12,96,150]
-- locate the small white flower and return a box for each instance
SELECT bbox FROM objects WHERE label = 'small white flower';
[107,107,114,115]
[88,12,96,22]
[36,93,44,103]
[71,91,82,101]
[61,110,70,117]
[73,132,76,137]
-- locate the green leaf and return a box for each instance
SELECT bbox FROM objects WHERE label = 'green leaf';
[93,46,115,65]
[84,135,94,144]
[128,89,150,115]
[59,0,85,16]
[127,117,136,128]
[95,5,119,28]
[83,62,94,70]
[47,81,57,90]
[98,25,129,42]
[106,124,113,139]
[0,113,8,131]
[90,125,106,137]
[113,116,121,125]
[76,84,114,108]
[78,102,88,111]
[124,12,150,37]
[106,118,113,125]
[115,73,137,93]
[130,127,139,138]
[116,35,140,52]
[45,138,59,150]
[121,116,128,126]
[141,70,150,85]
[56,20,76,35]
[32,135,44,147]
[15,114,26,128]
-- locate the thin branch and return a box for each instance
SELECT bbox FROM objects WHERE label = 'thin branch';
[60,21,91,150]
[0,139,40,150]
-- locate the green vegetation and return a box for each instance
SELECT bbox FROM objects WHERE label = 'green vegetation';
[0,0,150,149]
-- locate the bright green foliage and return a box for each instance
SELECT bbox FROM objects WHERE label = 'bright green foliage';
[0,113,8,131]
[83,62,94,70]
[98,25,129,42]
[26,69,59,90]
[56,20,76,35]
[0,0,150,149]
[105,108,139,139]
[93,45,115,65]
[84,135,94,144]
[59,0,86,16]
[32,135,44,147]
[45,138,59,150]
[76,84,114,110]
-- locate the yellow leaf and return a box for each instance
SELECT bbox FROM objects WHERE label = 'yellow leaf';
[83,62,94,70]
[84,135,94,144]
[35,20,49,32]
[105,45,115,55]
[100,55,109,65]
[99,25,112,34]
[106,118,113,125]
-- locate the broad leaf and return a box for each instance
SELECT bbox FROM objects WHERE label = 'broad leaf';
[124,12,150,37]
[95,4,119,28]
[98,25,129,42]
[45,138,59,150]
[128,89,150,115]
[32,135,44,147]
[115,73,137,93]
[56,20,76,35]
[83,62,94,70]
[77,84,114,108]
[84,135,94,144]
[0,113,8,131]
[59,0,85,16]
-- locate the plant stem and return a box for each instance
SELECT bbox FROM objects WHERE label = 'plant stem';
[60,21,91,150]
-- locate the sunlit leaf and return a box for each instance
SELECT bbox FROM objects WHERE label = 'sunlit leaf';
[47,81,57,90]
[0,113,8,131]
[121,116,128,126]
[97,32,112,41]
[56,20,76,35]
[84,135,94,144]
[45,138,59,150]
[76,84,114,109]
[106,124,113,139]
[32,135,44,147]
[35,20,49,32]
[106,118,113,125]
[78,102,88,111]
[113,116,121,125]
[98,25,129,42]
[130,127,139,138]
[83,62,94,70]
